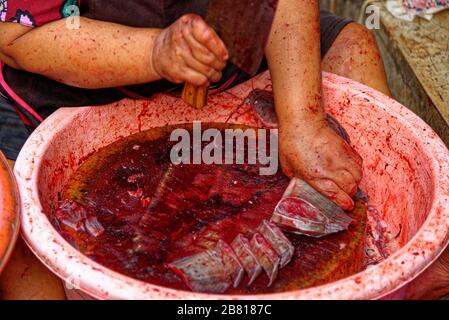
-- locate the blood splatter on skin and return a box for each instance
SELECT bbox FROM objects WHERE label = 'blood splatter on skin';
[321,23,390,97]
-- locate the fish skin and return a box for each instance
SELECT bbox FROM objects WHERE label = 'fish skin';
[250,233,280,287]
[272,197,328,237]
[168,249,232,293]
[272,179,353,238]
[257,220,294,267]
[216,240,245,288]
[231,234,262,286]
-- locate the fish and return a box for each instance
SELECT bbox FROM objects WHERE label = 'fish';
[168,249,232,293]
[257,220,294,267]
[216,240,245,288]
[250,233,280,287]
[231,234,262,286]
[272,178,353,238]
[168,220,295,292]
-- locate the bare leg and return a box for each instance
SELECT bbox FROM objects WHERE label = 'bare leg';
[322,23,392,97]
[0,160,66,300]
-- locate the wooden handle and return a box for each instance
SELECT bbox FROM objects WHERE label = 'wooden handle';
[182,83,209,109]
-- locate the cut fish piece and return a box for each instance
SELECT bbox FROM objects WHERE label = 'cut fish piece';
[55,200,87,232]
[257,220,294,267]
[216,240,245,288]
[272,197,328,237]
[272,178,352,237]
[84,215,105,238]
[225,199,367,294]
[244,89,278,128]
[168,250,232,293]
[250,233,280,287]
[231,234,262,285]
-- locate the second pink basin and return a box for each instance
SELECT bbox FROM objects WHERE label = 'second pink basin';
[15,71,449,299]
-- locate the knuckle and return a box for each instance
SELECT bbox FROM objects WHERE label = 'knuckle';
[185,13,200,20]
[191,14,205,26]
[173,33,183,45]
[201,30,214,43]
[180,13,196,23]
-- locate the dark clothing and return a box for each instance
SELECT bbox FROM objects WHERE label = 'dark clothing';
[320,10,353,57]
[0,2,352,159]
[0,94,29,160]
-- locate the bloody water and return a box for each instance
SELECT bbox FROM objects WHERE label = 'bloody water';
[51,123,367,294]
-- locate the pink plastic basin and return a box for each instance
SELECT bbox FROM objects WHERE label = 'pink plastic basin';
[15,72,449,299]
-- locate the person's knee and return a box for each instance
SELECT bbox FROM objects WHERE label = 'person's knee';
[323,22,391,96]
[338,23,379,57]
[323,22,382,75]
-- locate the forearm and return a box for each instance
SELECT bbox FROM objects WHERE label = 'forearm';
[0,17,162,89]
[265,0,324,131]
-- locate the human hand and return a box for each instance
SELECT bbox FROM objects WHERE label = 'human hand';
[279,120,363,211]
[151,14,228,86]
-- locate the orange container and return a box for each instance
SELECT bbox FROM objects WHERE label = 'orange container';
[0,151,20,273]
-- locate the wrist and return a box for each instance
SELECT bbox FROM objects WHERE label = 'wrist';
[149,29,164,81]
[278,114,326,135]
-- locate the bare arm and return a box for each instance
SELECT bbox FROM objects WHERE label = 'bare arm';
[266,0,363,210]
[0,17,161,88]
[266,0,324,130]
[0,15,228,89]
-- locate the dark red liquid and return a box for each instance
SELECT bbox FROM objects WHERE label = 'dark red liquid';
[52,124,366,294]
